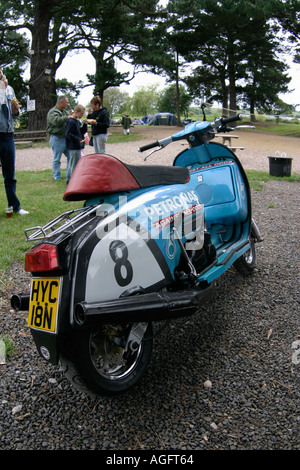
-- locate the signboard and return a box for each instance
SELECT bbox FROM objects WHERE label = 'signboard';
[27,100,36,112]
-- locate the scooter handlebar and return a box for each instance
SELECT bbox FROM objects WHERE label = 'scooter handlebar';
[138,115,242,153]
[220,113,242,126]
[138,141,160,152]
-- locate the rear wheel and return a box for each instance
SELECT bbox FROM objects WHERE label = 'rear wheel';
[60,322,153,396]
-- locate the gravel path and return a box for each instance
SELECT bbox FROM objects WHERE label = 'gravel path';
[15,126,300,173]
[0,127,299,451]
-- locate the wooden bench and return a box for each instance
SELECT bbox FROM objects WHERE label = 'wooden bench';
[227,146,245,151]
[215,134,244,151]
[15,140,33,147]
[14,130,48,144]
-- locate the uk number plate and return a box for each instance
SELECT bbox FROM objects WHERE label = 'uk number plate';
[27,278,61,333]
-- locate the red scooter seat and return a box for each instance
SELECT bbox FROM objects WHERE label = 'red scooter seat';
[63,154,190,201]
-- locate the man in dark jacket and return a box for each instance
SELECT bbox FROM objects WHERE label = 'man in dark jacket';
[86,96,110,154]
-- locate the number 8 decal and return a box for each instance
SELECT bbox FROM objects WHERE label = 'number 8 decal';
[109,240,133,287]
[84,221,167,303]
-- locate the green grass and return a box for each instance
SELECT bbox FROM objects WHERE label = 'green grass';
[0,169,82,276]
[14,121,300,142]
[0,168,299,278]
[251,122,300,137]
[107,129,141,143]
[245,169,300,190]
[14,128,141,150]
[0,335,15,357]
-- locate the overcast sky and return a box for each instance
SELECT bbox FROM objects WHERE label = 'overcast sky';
[56,49,300,110]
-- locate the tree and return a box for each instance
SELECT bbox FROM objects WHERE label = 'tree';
[131,85,160,116]
[0,0,88,130]
[0,10,30,106]
[0,29,29,73]
[103,87,130,116]
[157,83,192,116]
[168,0,294,115]
[272,0,300,62]
[184,65,226,108]
[80,0,162,100]
[0,0,163,130]
[129,8,186,125]
[241,24,291,119]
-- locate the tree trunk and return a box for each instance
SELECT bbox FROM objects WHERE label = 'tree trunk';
[27,4,56,131]
[175,52,182,127]
[94,53,108,102]
[228,45,237,116]
[228,71,237,115]
[249,80,256,122]
[250,100,256,122]
[221,77,228,116]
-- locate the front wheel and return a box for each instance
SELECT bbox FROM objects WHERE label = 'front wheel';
[60,322,153,396]
[234,237,256,276]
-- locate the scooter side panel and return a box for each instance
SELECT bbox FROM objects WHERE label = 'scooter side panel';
[71,183,204,309]
[174,143,248,225]
[174,143,252,284]
[190,163,248,225]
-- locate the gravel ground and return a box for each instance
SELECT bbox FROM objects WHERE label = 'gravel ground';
[14,126,300,173]
[0,127,299,451]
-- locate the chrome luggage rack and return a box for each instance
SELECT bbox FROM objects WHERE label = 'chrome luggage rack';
[24,205,98,241]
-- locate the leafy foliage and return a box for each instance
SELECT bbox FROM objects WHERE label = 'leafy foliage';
[157,84,192,115]
[0,0,299,129]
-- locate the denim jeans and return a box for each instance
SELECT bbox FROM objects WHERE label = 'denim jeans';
[93,134,107,154]
[68,149,81,179]
[0,134,21,212]
[49,134,70,180]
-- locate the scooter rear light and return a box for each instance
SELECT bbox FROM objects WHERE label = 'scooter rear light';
[25,244,60,272]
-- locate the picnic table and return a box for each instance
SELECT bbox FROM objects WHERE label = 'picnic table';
[215,134,244,151]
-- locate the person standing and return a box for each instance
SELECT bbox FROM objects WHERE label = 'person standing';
[86,96,110,154]
[65,105,87,180]
[46,95,71,182]
[0,70,29,216]
[121,112,132,135]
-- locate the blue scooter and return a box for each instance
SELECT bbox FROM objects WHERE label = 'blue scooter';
[11,112,262,396]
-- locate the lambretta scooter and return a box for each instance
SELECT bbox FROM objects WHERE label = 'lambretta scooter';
[11,112,262,396]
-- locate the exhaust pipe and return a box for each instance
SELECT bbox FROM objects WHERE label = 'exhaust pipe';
[74,285,213,326]
[11,294,30,312]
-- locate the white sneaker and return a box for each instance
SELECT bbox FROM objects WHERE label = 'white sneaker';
[18,209,29,216]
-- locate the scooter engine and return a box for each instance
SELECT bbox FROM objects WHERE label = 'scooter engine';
[186,231,216,273]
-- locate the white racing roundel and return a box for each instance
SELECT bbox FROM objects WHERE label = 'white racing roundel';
[85,222,166,302]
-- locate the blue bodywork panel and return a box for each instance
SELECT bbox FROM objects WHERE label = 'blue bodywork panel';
[84,140,251,288]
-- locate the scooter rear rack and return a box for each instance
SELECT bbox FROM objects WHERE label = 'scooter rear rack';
[24,205,99,241]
